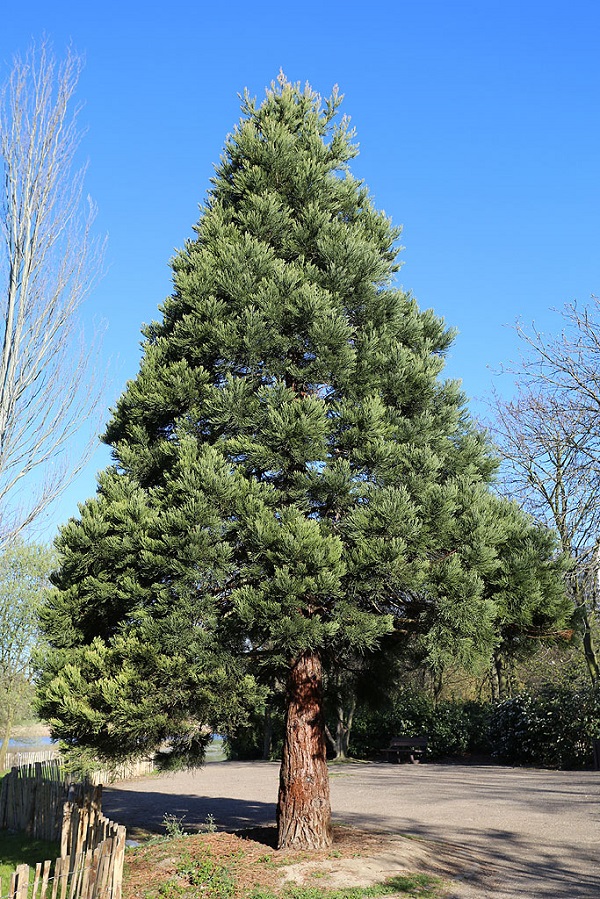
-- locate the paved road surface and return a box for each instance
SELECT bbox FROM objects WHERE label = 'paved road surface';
[103,761,599,898]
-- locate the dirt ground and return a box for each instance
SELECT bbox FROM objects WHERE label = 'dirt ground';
[123,826,450,899]
[12,725,596,897]
[102,760,600,899]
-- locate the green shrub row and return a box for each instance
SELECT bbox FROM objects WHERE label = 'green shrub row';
[351,684,600,768]
[487,685,600,768]
[350,691,492,760]
[225,684,600,769]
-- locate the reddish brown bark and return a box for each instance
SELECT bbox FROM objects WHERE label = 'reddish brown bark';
[276,651,332,850]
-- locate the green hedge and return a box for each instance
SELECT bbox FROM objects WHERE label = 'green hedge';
[351,684,600,768]
[224,683,600,769]
[489,685,600,768]
[350,690,491,760]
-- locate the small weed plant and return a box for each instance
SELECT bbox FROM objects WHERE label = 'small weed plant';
[162,814,188,839]
[200,814,218,834]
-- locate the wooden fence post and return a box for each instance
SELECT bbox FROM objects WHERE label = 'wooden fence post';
[13,864,30,899]
[111,826,126,899]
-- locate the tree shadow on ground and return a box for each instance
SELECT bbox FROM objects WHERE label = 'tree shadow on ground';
[340,810,599,899]
[232,824,279,847]
[103,788,276,839]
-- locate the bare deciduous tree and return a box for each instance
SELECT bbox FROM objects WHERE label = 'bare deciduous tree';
[514,299,600,428]
[489,301,600,684]
[0,41,105,544]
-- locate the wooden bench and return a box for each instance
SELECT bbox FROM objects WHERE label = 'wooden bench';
[381,736,428,764]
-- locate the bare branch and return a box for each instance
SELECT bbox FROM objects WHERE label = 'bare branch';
[489,386,600,557]
[0,40,106,544]
[486,298,600,683]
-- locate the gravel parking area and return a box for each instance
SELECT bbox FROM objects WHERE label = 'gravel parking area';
[103,760,599,898]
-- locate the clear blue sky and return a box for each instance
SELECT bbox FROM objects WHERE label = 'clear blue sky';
[3,0,600,542]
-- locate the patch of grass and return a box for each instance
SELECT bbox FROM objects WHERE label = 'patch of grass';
[180,855,236,897]
[205,737,227,764]
[152,865,443,899]
[379,874,442,897]
[144,849,238,899]
[0,830,60,884]
[246,873,442,898]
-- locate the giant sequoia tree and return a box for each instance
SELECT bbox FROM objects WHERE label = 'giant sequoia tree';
[37,78,567,849]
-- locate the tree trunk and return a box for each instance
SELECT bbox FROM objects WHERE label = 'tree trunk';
[432,669,444,705]
[580,605,599,687]
[0,705,14,772]
[493,652,512,701]
[262,703,273,761]
[490,662,500,703]
[277,651,332,850]
[337,695,356,760]
[325,696,356,761]
[571,579,599,686]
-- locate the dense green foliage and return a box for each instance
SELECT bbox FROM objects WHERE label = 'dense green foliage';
[36,468,261,767]
[327,689,492,760]
[224,681,600,770]
[225,686,473,762]
[36,77,570,772]
[489,685,600,768]
[345,682,599,769]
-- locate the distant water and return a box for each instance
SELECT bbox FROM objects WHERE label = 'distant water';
[8,735,56,750]
[205,735,226,762]
[7,734,224,757]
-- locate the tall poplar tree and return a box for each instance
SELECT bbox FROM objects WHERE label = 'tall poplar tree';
[37,76,566,849]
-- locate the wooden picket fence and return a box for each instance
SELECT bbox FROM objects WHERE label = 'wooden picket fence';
[0,760,71,840]
[86,758,155,786]
[3,750,60,772]
[60,783,123,858]
[0,826,126,899]
[0,763,126,899]
[1,750,153,782]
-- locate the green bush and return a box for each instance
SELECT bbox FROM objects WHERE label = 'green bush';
[350,689,491,760]
[427,700,492,757]
[489,684,600,768]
